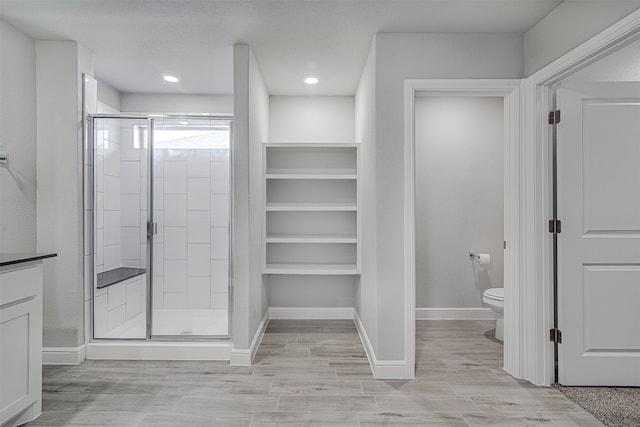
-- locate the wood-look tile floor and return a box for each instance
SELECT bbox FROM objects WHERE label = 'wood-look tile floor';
[28,320,602,426]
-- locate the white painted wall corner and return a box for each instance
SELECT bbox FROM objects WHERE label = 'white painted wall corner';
[354,310,409,380]
[230,310,270,366]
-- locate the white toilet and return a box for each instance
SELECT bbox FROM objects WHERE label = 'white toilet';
[482,287,504,341]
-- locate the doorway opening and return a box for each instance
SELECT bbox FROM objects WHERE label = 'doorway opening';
[404,80,522,379]
[414,94,506,375]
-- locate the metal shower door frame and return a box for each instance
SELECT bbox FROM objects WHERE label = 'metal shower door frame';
[88,113,233,342]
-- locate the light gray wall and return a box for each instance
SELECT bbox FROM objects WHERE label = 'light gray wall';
[524,0,640,76]
[269,96,354,142]
[36,40,93,347]
[232,44,269,350]
[565,37,640,82]
[121,93,233,115]
[97,80,121,111]
[0,20,37,253]
[374,33,523,360]
[559,37,640,101]
[266,96,357,308]
[248,47,270,340]
[266,276,356,307]
[354,39,378,351]
[415,96,504,308]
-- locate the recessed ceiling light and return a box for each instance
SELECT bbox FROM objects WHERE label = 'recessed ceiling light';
[162,74,181,83]
[179,120,189,125]
[304,76,319,85]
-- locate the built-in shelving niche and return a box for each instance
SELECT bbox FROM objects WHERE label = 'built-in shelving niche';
[262,143,360,275]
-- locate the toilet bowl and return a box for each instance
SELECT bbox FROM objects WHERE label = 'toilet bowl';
[482,287,504,341]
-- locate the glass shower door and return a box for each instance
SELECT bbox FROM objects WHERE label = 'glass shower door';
[150,116,231,337]
[92,116,150,339]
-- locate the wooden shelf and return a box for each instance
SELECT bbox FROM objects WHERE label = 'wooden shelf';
[263,142,359,148]
[263,263,359,275]
[266,203,357,212]
[267,168,356,175]
[266,234,357,244]
[266,173,357,180]
[263,142,360,276]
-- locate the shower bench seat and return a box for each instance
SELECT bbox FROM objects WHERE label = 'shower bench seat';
[97,267,146,289]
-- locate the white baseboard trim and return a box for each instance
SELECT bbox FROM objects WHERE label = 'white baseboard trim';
[230,310,270,366]
[4,402,39,427]
[86,341,231,361]
[43,345,87,365]
[354,311,409,380]
[269,307,355,320]
[416,307,497,320]
[374,360,410,379]
[353,310,376,377]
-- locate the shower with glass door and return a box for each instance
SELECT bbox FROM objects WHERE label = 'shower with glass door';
[89,114,232,340]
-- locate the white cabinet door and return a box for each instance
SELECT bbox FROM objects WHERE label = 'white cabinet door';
[0,298,41,424]
[557,87,640,385]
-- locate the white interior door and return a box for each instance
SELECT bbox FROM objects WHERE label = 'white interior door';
[557,85,640,385]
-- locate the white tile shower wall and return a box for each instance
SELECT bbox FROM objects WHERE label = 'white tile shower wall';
[107,281,126,310]
[92,108,229,318]
[154,148,229,309]
[125,276,145,320]
[95,102,123,276]
[164,227,187,259]
[93,273,147,338]
[120,119,144,269]
[164,259,187,293]
[188,150,210,177]
[94,293,108,337]
[164,161,187,194]
[210,151,229,310]
[93,101,150,337]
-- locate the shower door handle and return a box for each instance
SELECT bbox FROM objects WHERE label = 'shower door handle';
[147,222,158,238]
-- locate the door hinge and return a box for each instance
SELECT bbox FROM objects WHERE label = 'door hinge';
[548,110,561,125]
[550,328,562,344]
[549,219,562,234]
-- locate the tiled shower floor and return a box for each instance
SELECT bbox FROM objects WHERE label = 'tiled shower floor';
[103,308,228,338]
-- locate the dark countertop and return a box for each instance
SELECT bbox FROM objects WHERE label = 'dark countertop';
[0,253,57,267]
[97,267,146,289]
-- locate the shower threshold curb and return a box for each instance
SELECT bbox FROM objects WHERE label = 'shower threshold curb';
[86,341,232,361]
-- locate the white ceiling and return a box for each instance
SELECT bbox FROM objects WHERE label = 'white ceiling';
[0,0,563,96]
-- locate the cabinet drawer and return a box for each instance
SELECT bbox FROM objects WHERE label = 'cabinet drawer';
[0,264,42,306]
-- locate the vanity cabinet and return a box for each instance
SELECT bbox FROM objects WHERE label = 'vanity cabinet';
[0,255,54,427]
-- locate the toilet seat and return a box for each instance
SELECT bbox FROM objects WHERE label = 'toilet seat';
[483,287,504,302]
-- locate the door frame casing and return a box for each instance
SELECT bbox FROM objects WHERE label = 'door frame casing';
[523,9,640,385]
[403,79,523,380]
[404,7,640,384]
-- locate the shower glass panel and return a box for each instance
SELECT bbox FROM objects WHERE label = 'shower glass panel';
[92,117,150,339]
[151,117,231,337]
